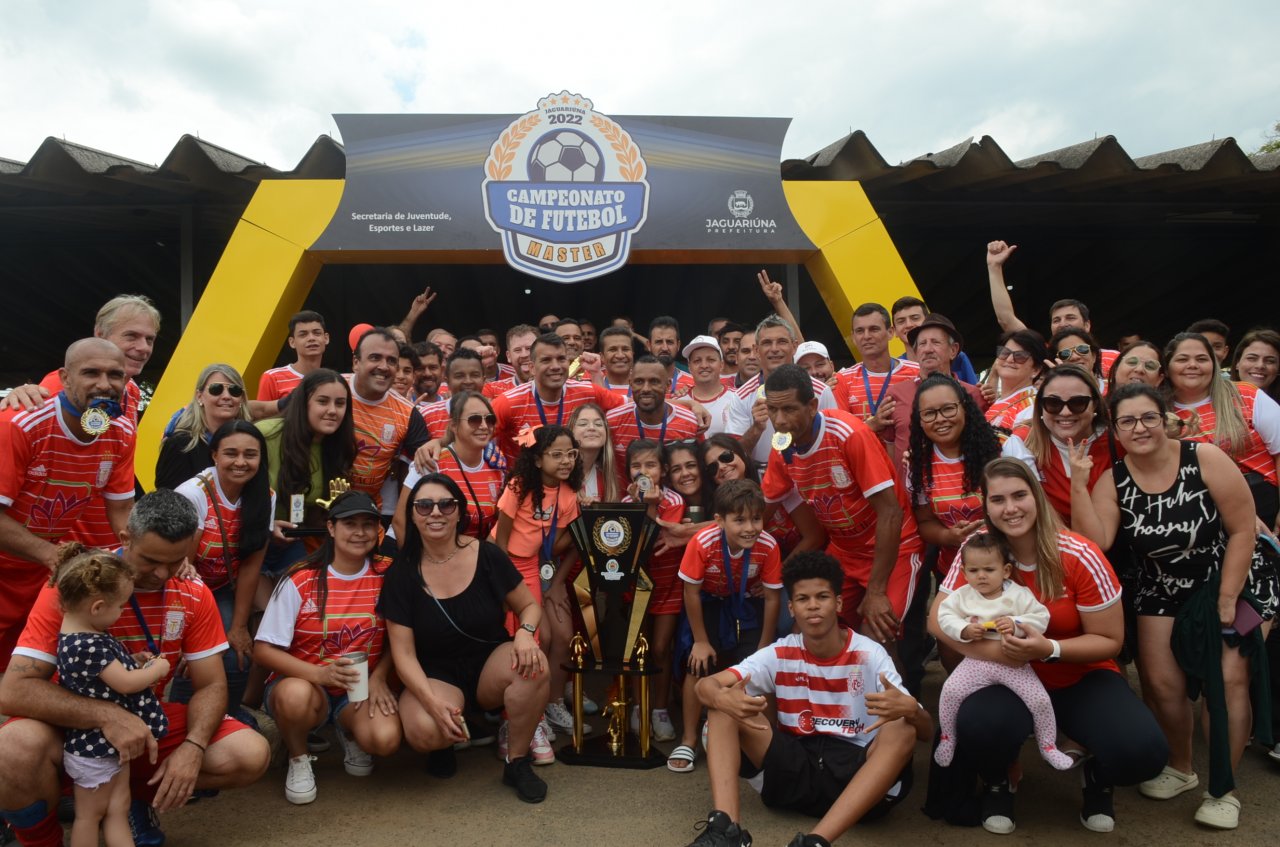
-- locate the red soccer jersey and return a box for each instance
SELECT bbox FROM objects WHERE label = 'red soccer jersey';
[1002,431,1113,526]
[415,397,452,442]
[1100,348,1119,378]
[256,365,305,402]
[761,409,921,561]
[349,380,428,507]
[36,373,141,550]
[491,381,624,465]
[908,446,986,568]
[0,400,136,664]
[436,446,507,539]
[173,473,275,590]
[832,360,920,420]
[605,401,701,485]
[255,556,390,695]
[942,531,1121,690]
[623,487,687,614]
[667,370,695,398]
[1174,382,1278,484]
[679,525,782,597]
[14,576,228,696]
[985,384,1037,431]
[496,363,516,380]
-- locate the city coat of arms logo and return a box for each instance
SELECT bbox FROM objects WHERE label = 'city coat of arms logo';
[482,92,649,283]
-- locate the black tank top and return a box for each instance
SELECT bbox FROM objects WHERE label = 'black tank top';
[1114,440,1225,574]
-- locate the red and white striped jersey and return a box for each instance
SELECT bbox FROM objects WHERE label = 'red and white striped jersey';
[491,381,624,465]
[1173,382,1280,484]
[832,359,919,420]
[174,472,276,590]
[606,401,701,484]
[255,556,391,695]
[679,525,782,597]
[256,365,305,402]
[729,629,904,747]
[725,372,837,466]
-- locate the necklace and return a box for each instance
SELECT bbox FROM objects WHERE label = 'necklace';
[422,543,464,565]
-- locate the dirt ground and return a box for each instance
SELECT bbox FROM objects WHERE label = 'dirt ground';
[155,664,1280,847]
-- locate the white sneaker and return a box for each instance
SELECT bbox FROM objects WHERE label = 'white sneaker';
[285,755,317,804]
[530,721,556,766]
[651,708,677,742]
[544,699,592,735]
[335,724,373,776]
[539,715,556,744]
[564,681,600,715]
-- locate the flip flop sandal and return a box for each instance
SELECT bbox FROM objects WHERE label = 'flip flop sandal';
[667,744,697,773]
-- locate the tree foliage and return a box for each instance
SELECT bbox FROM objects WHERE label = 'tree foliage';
[1261,121,1280,154]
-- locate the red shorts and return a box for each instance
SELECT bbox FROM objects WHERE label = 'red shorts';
[0,564,53,672]
[4,701,250,803]
[830,545,924,636]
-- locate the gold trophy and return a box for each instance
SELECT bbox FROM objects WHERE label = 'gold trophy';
[560,502,663,768]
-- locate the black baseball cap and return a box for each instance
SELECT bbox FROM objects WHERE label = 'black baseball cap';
[328,491,380,521]
[906,314,963,349]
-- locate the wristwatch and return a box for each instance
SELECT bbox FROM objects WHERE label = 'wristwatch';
[1042,639,1062,663]
[519,623,537,636]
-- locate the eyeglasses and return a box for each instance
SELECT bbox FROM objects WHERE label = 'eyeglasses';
[1121,356,1160,373]
[1114,411,1164,432]
[543,449,579,463]
[1055,344,1092,361]
[704,450,736,474]
[1041,395,1093,415]
[994,346,1032,364]
[413,498,460,516]
[465,413,497,429]
[919,402,961,423]
[205,382,244,398]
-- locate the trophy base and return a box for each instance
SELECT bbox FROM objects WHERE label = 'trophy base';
[557,733,666,769]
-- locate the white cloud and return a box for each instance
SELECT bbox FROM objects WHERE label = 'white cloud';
[1,0,1277,169]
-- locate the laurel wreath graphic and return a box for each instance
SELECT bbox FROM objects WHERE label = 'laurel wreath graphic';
[485,114,542,181]
[590,115,646,181]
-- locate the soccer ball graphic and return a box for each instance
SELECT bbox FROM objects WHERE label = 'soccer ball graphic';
[527,130,604,182]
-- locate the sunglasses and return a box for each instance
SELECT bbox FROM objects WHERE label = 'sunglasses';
[465,413,497,429]
[704,450,736,474]
[994,346,1032,364]
[205,382,244,398]
[1121,356,1160,373]
[413,498,460,516]
[1041,395,1093,415]
[1055,344,1093,360]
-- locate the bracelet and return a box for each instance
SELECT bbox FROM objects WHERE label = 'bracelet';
[182,738,207,753]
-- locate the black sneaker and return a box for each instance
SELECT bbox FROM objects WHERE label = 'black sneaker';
[686,810,752,847]
[502,755,547,804]
[785,834,831,847]
[1080,759,1115,832]
[981,780,1016,835]
[128,800,166,847]
[426,748,457,779]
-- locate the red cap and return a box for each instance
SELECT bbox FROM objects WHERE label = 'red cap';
[348,323,375,352]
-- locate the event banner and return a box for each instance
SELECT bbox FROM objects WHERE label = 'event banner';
[313,92,813,283]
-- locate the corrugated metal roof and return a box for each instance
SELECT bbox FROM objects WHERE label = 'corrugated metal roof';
[0,133,345,206]
[781,132,1280,196]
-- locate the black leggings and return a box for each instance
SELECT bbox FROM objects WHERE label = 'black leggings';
[925,670,1167,824]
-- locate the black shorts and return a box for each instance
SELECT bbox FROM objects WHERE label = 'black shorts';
[421,646,504,712]
[740,731,912,821]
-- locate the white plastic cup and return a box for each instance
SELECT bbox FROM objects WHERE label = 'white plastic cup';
[344,651,369,702]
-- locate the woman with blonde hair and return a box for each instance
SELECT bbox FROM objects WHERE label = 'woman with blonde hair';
[926,458,1165,835]
[155,363,250,489]
[1166,332,1280,529]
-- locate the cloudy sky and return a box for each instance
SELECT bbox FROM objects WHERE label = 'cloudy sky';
[3,1,1276,170]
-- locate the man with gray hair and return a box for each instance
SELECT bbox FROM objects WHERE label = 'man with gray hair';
[0,490,270,847]
[725,315,836,467]
[0,338,136,670]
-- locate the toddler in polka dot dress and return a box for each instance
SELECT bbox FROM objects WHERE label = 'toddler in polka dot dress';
[53,548,170,847]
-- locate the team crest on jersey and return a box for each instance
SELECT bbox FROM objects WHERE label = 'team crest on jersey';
[380,423,396,444]
[848,666,863,696]
[482,92,650,283]
[96,460,113,488]
[830,466,851,489]
[163,610,185,641]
